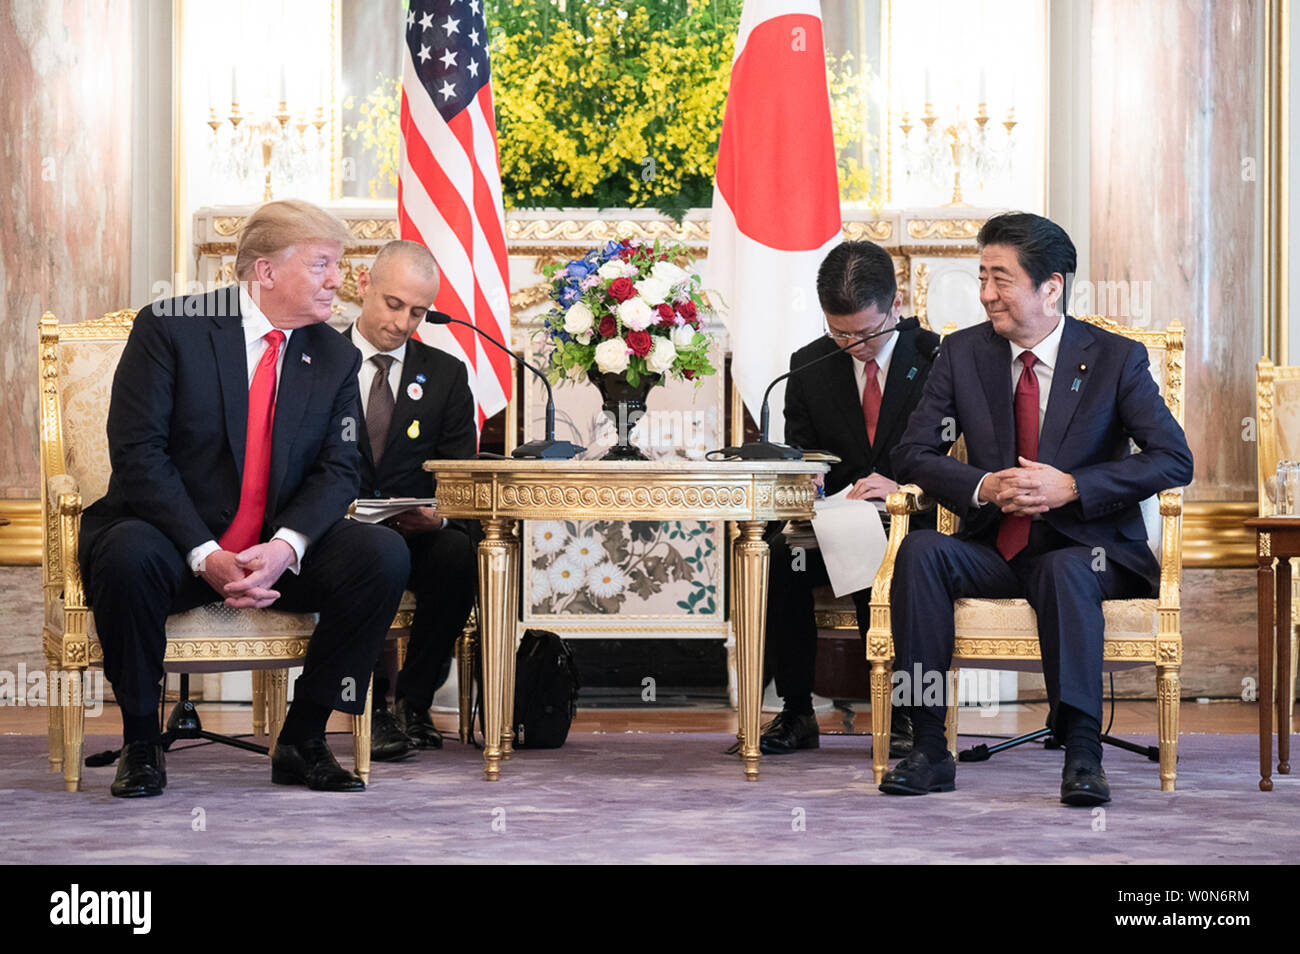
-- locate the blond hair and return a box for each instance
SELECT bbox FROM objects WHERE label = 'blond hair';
[234,199,352,280]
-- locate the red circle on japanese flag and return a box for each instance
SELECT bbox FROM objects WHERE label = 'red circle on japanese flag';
[714,14,841,251]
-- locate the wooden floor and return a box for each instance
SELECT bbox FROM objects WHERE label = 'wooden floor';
[0,698,1272,738]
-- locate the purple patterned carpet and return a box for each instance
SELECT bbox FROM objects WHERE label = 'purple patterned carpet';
[1,731,1295,864]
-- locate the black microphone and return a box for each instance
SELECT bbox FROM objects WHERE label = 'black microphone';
[712,316,920,461]
[425,311,585,460]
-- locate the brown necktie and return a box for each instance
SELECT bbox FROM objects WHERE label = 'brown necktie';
[862,359,881,445]
[996,351,1040,560]
[366,354,396,465]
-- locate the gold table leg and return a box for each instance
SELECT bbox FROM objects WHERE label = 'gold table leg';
[478,518,518,781]
[733,520,770,781]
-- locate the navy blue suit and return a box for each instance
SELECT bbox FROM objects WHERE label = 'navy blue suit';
[80,288,410,721]
[889,315,1193,723]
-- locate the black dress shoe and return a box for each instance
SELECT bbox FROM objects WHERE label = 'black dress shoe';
[759,709,819,755]
[1060,759,1111,806]
[395,697,443,749]
[370,707,416,762]
[889,709,914,759]
[878,749,956,795]
[110,741,166,798]
[271,737,365,791]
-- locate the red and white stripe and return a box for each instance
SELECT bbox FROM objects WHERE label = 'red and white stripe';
[399,51,512,427]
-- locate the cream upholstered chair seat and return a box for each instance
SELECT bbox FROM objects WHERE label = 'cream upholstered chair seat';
[39,310,375,792]
[865,315,1187,792]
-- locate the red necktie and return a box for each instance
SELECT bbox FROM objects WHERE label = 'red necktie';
[220,329,285,553]
[996,351,1039,561]
[862,359,881,445]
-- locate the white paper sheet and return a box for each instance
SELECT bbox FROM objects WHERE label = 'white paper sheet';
[351,497,439,524]
[810,486,889,597]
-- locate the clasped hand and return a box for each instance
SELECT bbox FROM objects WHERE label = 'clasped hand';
[199,539,297,609]
[846,472,900,501]
[980,457,1077,515]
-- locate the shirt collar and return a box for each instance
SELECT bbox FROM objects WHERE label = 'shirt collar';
[238,286,293,348]
[350,323,407,365]
[852,319,900,376]
[1009,314,1065,369]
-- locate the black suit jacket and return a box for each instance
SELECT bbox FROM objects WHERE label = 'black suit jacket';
[892,315,1194,589]
[81,287,363,558]
[784,321,941,496]
[350,329,477,502]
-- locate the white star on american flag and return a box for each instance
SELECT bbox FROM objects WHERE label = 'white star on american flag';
[406,10,414,29]
[470,0,481,13]
[419,11,433,30]
[467,59,479,78]
[468,27,480,46]
[439,48,457,69]
[438,80,457,101]
[442,15,460,35]
[418,44,432,64]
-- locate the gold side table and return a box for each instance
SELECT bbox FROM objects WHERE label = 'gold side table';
[1245,516,1299,791]
[428,459,826,782]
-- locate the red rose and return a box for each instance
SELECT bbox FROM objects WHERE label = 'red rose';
[683,369,695,380]
[626,330,653,357]
[609,277,636,302]
[598,314,617,338]
[656,303,675,326]
[676,300,697,320]
[620,238,633,247]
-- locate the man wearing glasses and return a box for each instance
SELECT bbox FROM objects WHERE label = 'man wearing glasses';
[761,241,941,756]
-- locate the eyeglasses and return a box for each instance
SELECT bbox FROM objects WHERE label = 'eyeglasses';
[824,320,889,344]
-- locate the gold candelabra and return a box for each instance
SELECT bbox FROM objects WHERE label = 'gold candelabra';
[899,101,1017,206]
[207,98,328,200]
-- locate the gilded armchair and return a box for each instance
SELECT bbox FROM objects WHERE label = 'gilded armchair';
[39,310,374,792]
[1255,357,1300,710]
[865,316,1187,791]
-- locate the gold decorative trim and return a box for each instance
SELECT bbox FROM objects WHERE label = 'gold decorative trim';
[1263,0,1290,364]
[953,636,1160,661]
[510,282,553,310]
[213,216,243,237]
[907,218,983,240]
[814,610,861,630]
[898,243,981,257]
[843,220,893,241]
[0,500,41,565]
[505,218,711,244]
[914,262,931,328]
[347,219,399,240]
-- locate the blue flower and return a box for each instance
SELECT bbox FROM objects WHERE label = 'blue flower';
[558,284,582,307]
[566,258,595,280]
[602,240,623,260]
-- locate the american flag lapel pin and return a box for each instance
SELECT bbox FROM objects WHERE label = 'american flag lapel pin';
[301,353,312,365]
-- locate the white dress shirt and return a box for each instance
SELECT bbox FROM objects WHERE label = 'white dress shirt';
[351,324,407,415]
[187,288,309,575]
[971,315,1066,507]
[851,323,898,400]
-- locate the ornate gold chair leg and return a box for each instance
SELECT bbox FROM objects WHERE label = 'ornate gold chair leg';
[946,668,960,757]
[456,626,477,745]
[1157,662,1180,792]
[478,518,518,781]
[62,668,85,793]
[47,658,64,773]
[395,634,409,672]
[251,669,267,739]
[869,659,891,784]
[353,676,373,785]
[265,668,288,757]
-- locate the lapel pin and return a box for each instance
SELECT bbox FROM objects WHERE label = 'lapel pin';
[1071,377,1082,391]
[407,419,421,439]
[407,381,424,401]
[301,353,311,364]
[906,366,917,380]
[415,373,427,384]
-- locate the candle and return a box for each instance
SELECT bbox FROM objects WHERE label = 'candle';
[978,67,987,104]
[924,67,932,104]
[279,65,286,103]
[231,67,238,103]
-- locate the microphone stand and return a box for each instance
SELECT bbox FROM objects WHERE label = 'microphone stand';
[425,312,584,460]
[714,316,920,461]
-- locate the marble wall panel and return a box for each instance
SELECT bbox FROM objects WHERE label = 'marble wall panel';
[0,1,133,499]
[1091,0,1261,502]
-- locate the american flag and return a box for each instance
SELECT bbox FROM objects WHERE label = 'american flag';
[400,0,511,426]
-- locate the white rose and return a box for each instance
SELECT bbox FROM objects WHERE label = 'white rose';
[650,260,690,287]
[618,297,654,331]
[671,324,698,349]
[646,336,677,373]
[597,260,631,280]
[634,276,672,305]
[563,301,594,335]
[594,338,629,374]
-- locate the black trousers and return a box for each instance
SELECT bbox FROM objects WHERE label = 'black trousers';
[890,522,1149,725]
[375,525,477,711]
[81,518,410,720]
[764,531,878,705]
